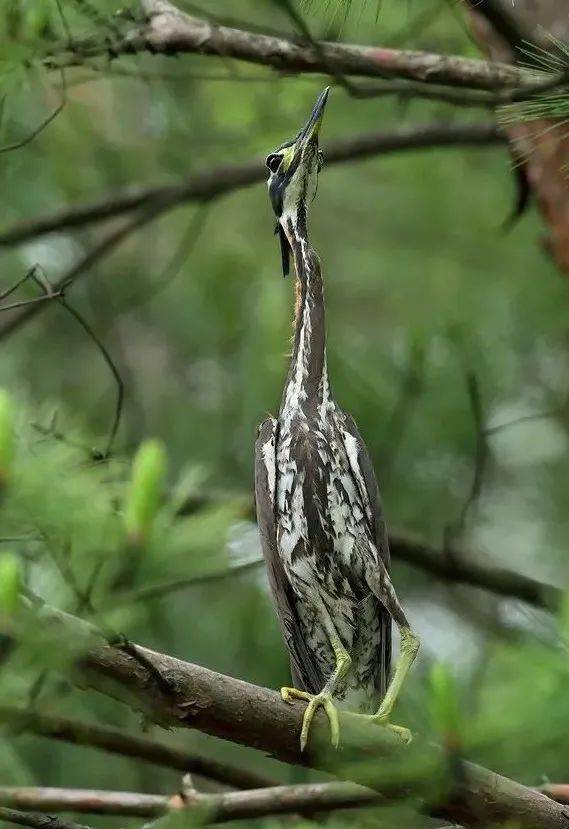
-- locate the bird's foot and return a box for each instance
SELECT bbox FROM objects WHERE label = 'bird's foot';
[353,710,412,744]
[281,686,340,751]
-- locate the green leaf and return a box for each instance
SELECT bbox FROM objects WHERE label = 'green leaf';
[0,391,14,488]
[428,662,461,740]
[124,440,168,545]
[0,552,22,616]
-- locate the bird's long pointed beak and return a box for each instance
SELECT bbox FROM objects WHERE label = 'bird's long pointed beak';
[297,86,330,150]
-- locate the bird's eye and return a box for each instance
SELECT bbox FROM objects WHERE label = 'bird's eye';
[266,154,282,174]
[317,150,324,172]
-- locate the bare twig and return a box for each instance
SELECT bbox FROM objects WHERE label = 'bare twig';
[0,705,274,789]
[0,68,66,155]
[0,209,161,343]
[379,340,427,485]
[463,0,539,55]
[0,270,125,458]
[0,807,91,829]
[444,370,489,549]
[57,298,124,458]
[0,789,167,818]
[117,558,262,604]
[121,205,209,311]
[0,122,504,250]
[0,782,385,821]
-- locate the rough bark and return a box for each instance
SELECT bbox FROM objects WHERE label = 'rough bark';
[50,0,536,92]
[13,600,569,829]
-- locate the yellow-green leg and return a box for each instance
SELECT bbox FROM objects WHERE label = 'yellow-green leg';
[281,602,351,751]
[357,626,419,744]
[362,552,420,743]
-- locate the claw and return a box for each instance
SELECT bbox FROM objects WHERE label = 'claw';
[280,686,341,751]
[369,712,412,744]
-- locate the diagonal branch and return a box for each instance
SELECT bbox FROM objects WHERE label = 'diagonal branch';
[0,122,504,250]
[0,209,160,344]
[0,706,274,790]
[11,599,568,828]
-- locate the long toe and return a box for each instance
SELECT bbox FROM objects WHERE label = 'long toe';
[371,714,412,744]
[281,686,312,704]
[300,692,340,752]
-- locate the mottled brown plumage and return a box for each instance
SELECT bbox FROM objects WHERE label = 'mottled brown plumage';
[255,89,419,750]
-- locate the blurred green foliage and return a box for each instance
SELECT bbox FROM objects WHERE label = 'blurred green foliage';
[0,1,567,827]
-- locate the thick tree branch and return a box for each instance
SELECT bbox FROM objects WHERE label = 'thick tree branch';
[54,0,536,92]
[0,122,503,249]
[0,706,273,790]
[12,600,568,828]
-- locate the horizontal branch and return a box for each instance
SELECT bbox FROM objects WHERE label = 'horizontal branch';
[0,783,384,821]
[391,533,561,611]
[0,789,167,818]
[0,807,91,829]
[174,494,561,613]
[0,705,273,790]
[14,599,568,828]
[0,121,503,249]
[57,0,535,92]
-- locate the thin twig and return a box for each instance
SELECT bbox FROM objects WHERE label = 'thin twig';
[0,789,167,818]
[0,783,384,820]
[57,297,124,458]
[0,67,66,155]
[116,558,262,604]
[121,205,210,312]
[0,807,91,829]
[0,208,162,342]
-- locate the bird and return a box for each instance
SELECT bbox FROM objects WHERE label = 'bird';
[254,87,419,752]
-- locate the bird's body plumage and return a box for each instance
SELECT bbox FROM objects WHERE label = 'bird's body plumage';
[256,215,391,713]
[255,89,417,748]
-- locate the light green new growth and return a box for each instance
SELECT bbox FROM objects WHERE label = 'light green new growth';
[0,552,22,616]
[428,662,461,739]
[124,439,168,545]
[0,391,14,486]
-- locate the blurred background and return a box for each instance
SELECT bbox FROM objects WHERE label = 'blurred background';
[0,0,568,827]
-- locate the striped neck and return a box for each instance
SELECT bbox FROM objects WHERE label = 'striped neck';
[280,213,329,416]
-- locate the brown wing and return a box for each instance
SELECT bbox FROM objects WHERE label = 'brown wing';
[340,411,392,696]
[254,418,324,694]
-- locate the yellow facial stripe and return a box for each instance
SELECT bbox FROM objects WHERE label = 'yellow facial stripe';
[280,144,296,173]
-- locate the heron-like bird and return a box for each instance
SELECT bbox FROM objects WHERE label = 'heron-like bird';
[255,88,419,751]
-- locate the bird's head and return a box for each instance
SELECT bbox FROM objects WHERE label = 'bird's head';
[266,87,329,275]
